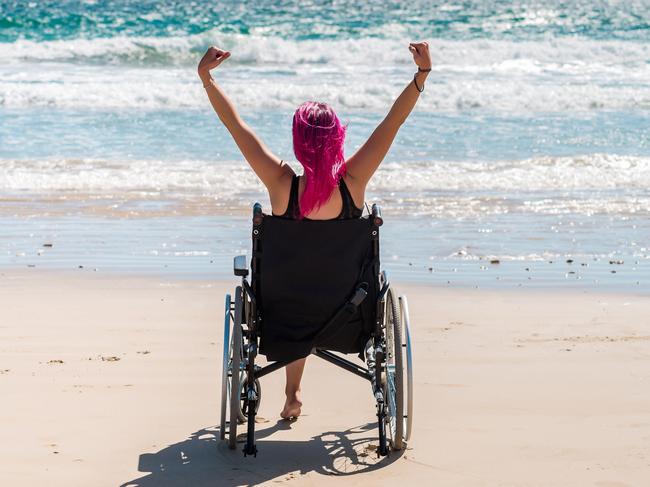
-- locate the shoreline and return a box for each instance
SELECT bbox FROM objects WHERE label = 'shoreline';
[1,265,647,296]
[3,253,647,292]
[1,213,646,291]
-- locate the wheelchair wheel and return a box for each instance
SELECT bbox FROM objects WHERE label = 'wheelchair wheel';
[228,286,244,449]
[220,294,232,440]
[224,286,262,449]
[384,287,405,450]
[399,294,414,443]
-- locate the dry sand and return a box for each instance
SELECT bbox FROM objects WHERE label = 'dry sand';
[1,270,649,486]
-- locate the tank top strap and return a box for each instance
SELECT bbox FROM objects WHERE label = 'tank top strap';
[338,177,364,219]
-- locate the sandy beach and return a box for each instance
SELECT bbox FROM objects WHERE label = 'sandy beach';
[1,269,648,486]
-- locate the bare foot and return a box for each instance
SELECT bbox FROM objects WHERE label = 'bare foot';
[280,394,302,419]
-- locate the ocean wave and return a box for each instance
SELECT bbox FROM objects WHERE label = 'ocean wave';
[1,32,647,111]
[2,154,648,192]
[1,64,648,111]
[373,154,650,192]
[0,30,407,66]
[1,155,649,217]
[1,31,648,70]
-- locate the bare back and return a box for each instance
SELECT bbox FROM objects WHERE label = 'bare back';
[271,170,364,220]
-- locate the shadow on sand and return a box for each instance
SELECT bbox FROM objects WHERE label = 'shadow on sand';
[121,420,402,486]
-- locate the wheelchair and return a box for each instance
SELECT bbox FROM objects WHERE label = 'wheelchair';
[220,202,413,457]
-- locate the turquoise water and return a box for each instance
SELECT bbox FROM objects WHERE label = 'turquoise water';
[1,1,648,287]
[2,1,649,42]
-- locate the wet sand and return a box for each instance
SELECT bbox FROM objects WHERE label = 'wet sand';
[2,214,647,289]
[0,270,649,486]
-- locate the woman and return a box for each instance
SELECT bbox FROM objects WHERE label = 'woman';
[198,41,431,419]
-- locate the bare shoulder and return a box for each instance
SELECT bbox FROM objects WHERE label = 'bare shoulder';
[268,164,296,215]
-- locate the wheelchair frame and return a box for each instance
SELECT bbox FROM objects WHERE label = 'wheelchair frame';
[220,203,413,457]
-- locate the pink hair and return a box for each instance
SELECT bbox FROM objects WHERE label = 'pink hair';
[292,101,348,219]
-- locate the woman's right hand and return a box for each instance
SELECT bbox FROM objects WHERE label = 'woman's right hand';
[408,41,431,70]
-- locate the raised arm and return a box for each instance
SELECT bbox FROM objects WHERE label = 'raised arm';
[197,47,292,191]
[346,41,432,185]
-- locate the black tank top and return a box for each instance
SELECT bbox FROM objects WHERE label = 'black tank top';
[274,173,364,220]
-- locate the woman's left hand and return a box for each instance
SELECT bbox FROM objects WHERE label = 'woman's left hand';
[198,46,231,77]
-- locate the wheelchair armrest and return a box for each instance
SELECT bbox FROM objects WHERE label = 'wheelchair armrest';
[377,270,390,301]
[379,270,389,288]
[234,255,249,277]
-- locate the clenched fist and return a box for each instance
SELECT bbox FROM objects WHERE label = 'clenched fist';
[198,46,231,76]
[408,41,431,71]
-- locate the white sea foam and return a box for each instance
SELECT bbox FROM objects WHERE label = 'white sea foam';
[0,63,647,111]
[2,155,648,217]
[0,33,648,111]
[3,154,648,193]
[1,30,648,68]
[372,154,650,192]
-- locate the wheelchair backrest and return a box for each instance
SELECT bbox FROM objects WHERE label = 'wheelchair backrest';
[250,213,381,360]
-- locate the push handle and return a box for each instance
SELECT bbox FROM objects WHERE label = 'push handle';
[253,202,263,225]
[371,204,383,226]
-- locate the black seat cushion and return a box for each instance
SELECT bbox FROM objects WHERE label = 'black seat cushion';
[254,216,378,363]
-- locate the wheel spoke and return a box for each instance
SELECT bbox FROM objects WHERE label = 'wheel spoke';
[387,364,397,438]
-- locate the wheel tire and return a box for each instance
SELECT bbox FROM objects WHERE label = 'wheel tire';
[220,294,232,440]
[385,287,404,450]
[399,295,414,442]
[228,286,244,449]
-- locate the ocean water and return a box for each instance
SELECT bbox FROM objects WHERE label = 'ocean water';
[1,0,648,287]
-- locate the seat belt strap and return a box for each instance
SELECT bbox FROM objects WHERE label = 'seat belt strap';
[312,285,368,345]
